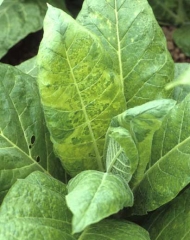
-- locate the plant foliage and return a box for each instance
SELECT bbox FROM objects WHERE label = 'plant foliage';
[0,0,190,239]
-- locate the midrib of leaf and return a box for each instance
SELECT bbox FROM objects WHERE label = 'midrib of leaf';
[132,134,190,191]
[114,0,124,94]
[75,173,107,229]
[65,50,104,172]
[0,131,47,174]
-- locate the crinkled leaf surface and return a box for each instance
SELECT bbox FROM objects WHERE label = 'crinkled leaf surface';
[79,219,150,240]
[77,0,174,107]
[144,187,190,240]
[106,99,176,189]
[0,171,73,240]
[104,126,138,183]
[37,5,126,176]
[17,56,38,78]
[132,94,190,214]
[0,63,65,203]
[66,170,133,233]
[0,0,67,58]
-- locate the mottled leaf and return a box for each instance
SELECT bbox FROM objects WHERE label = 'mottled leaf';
[104,126,138,183]
[79,219,150,240]
[0,0,67,58]
[133,94,190,214]
[77,0,174,107]
[0,63,65,203]
[0,171,73,239]
[66,170,133,233]
[37,5,126,176]
[144,187,190,240]
[106,99,176,188]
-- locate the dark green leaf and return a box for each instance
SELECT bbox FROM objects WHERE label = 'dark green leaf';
[79,219,150,240]
[0,171,73,239]
[173,24,190,57]
[144,187,190,240]
[0,0,67,58]
[133,94,190,214]
[0,63,65,203]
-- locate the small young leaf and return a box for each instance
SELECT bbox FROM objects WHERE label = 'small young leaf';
[37,5,126,176]
[66,170,133,233]
[105,126,138,182]
[0,171,73,239]
[133,94,190,214]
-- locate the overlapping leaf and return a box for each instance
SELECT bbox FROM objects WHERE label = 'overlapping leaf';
[66,170,133,233]
[148,0,190,25]
[79,219,150,240]
[0,63,65,203]
[167,63,190,102]
[37,5,126,176]
[0,171,73,239]
[133,94,190,214]
[0,0,67,58]
[0,171,149,240]
[17,56,38,78]
[144,187,190,240]
[105,99,176,188]
[104,126,138,182]
[77,0,174,107]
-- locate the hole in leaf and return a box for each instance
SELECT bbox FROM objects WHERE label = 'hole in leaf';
[31,135,35,144]
[29,144,32,149]
[36,156,40,162]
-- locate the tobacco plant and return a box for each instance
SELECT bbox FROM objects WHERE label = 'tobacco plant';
[0,0,190,239]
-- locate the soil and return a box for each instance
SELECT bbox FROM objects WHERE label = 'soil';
[1,26,190,65]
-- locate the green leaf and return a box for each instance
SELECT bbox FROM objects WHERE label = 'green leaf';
[173,24,190,57]
[132,94,190,214]
[144,187,190,240]
[0,63,65,203]
[166,63,190,102]
[147,0,189,25]
[77,0,174,107]
[106,99,176,188]
[37,5,126,176]
[16,56,38,78]
[79,219,150,240]
[0,0,67,58]
[104,126,138,183]
[66,170,133,233]
[0,171,74,239]
[0,0,3,6]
